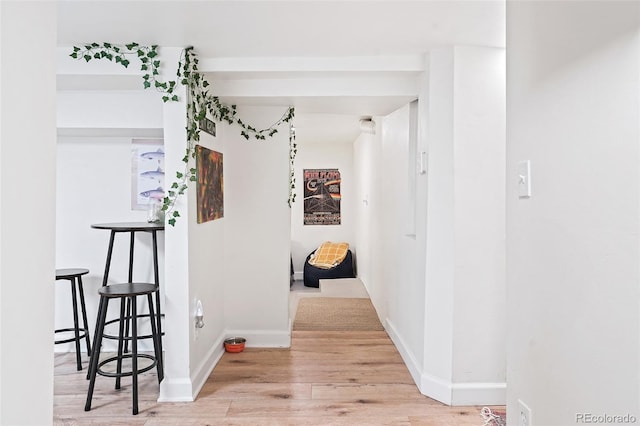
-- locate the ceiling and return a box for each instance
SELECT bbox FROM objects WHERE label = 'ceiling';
[57,0,505,144]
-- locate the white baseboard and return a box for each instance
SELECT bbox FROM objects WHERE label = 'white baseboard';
[294,271,303,281]
[420,373,506,406]
[189,333,226,400]
[451,381,506,406]
[385,318,506,406]
[420,371,453,405]
[158,377,195,402]
[384,319,423,387]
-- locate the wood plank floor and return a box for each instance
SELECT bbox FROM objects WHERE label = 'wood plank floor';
[54,330,504,425]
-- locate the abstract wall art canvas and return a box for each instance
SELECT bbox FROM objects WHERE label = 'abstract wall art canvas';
[196,145,224,223]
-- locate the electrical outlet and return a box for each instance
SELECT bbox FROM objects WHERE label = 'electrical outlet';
[518,399,532,426]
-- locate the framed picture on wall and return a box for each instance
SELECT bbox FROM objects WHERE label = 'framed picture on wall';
[303,168,341,225]
[131,139,164,211]
[195,145,224,223]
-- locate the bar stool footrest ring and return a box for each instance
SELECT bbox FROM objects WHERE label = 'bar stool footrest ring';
[102,314,165,341]
[54,327,89,345]
[96,354,157,378]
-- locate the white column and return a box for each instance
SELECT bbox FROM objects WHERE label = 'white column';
[0,1,57,424]
[158,47,195,402]
[422,45,506,405]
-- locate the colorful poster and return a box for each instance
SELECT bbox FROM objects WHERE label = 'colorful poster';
[303,169,341,225]
[131,139,165,210]
[196,145,224,223]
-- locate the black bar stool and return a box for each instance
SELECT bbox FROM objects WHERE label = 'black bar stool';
[85,282,162,415]
[55,268,91,371]
[90,222,164,381]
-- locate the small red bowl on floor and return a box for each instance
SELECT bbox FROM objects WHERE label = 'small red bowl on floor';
[224,337,246,353]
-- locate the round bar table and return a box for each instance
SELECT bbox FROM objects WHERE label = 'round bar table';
[90,222,164,381]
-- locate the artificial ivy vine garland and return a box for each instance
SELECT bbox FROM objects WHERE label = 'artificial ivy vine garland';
[71,43,296,226]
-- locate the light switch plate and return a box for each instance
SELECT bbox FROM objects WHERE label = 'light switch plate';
[517,160,531,198]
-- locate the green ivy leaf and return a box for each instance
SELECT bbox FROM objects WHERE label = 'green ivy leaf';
[168,218,176,226]
[173,211,180,217]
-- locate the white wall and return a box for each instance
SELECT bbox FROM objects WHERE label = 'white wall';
[223,106,291,346]
[291,142,355,277]
[162,104,293,399]
[356,45,506,407]
[0,2,56,424]
[422,45,506,406]
[507,2,640,424]
[185,114,226,400]
[381,103,429,367]
[353,126,383,306]
[450,46,506,399]
[354,102,430,386]
[57,91,162,130]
